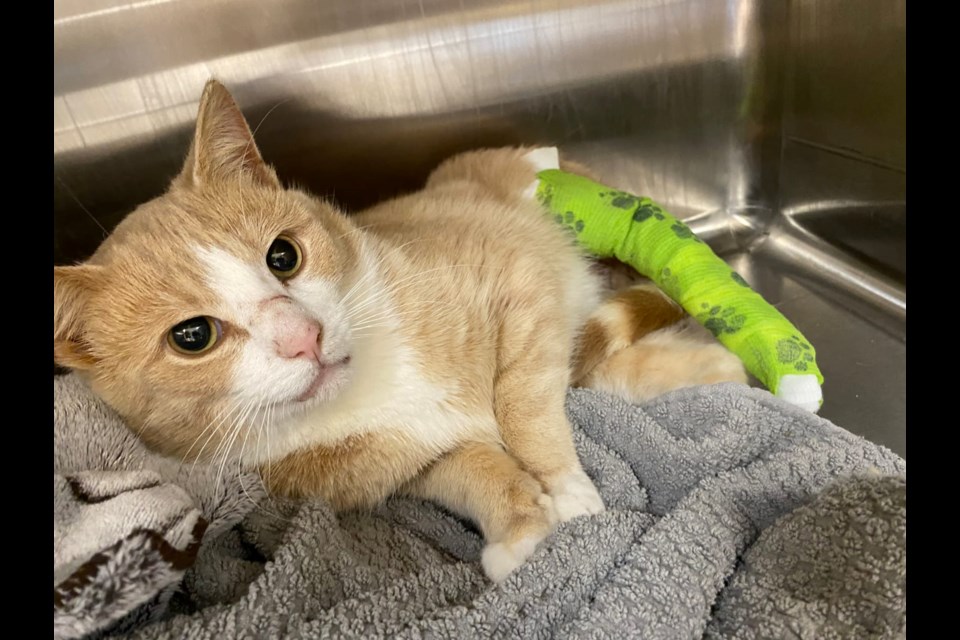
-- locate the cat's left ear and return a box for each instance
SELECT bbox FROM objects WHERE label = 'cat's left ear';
[54,265,102,371]
[177,79,281,189]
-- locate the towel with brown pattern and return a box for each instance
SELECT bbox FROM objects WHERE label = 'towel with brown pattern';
[54,374,261,640]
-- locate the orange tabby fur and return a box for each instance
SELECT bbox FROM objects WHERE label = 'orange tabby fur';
[53,80,746,582]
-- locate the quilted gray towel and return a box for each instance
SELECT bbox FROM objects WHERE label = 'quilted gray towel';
[53,374,905,639]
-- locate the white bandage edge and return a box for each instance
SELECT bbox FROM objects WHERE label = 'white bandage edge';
[777,374,823,413]
[522,146,829,417]
[522,147,560,200]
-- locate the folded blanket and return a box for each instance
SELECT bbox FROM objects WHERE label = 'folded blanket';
[53,374,905,639]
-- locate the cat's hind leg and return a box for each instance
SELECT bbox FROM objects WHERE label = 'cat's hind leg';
[574,283,749,403]
[424,146,553,204]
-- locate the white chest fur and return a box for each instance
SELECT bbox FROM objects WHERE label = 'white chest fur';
[240,297,493,467]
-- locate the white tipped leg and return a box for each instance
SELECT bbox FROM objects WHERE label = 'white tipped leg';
[777,374,823,413]
[548,469,605,522]
[521,147,560,200]
[481,533,547,583]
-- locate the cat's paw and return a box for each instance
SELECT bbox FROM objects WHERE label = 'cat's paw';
[548,469,605,522]
[481,532,547,583]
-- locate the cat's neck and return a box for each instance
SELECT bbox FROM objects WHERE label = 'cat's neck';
[239,236,443,466]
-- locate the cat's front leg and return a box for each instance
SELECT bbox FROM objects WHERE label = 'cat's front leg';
[401,441,558,583]
[264,430,433,510]
[493,351,606,523]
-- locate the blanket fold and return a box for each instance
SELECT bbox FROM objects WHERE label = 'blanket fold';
[53,374,905,639]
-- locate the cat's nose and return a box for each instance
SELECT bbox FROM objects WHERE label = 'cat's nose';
[276,320,323,362]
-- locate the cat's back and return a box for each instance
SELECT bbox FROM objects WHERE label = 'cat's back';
[354,164,599,322]
[357,187,560,266]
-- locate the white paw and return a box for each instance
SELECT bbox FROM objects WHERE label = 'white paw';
[521,147,560,201]
[549,470,605,522]
[481,533,546,583]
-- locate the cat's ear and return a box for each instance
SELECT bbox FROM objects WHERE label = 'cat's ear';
[177,79,280,189]
[54,265,101,371]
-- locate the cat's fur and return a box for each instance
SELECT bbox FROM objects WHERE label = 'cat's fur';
[53,80,746,582]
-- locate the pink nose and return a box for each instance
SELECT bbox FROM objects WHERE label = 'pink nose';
[276,321,323,361]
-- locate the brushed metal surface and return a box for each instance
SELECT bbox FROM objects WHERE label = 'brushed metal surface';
[779,142,906,284]
[55,0,776,264]
[778,0,906,318]
[727,250,906,456]
[786,0,906,170]
[53,0,905,456]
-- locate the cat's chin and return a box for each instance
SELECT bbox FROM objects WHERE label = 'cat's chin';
[288,356,353,410]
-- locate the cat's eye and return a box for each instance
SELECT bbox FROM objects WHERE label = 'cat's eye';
[267,235,302,279]
[168,316,221,355]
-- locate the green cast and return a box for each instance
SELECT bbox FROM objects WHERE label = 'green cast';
[536,169,823,402]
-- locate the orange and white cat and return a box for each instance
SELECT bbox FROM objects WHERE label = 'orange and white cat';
[53,80,745,582]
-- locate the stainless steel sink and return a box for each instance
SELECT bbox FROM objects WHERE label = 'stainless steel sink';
[54,0,906,456]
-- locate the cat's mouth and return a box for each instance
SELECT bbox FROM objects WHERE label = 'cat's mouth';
[296,355,352,402]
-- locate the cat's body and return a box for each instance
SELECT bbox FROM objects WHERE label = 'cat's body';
[263,150,602,505]
[53,80,746,582]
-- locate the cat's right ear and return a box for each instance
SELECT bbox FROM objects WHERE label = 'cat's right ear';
[54,265,101,371]
[175,79,281,190]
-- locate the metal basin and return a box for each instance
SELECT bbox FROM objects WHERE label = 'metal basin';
[54,0,906,455]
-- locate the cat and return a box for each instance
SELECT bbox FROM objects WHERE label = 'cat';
[53,79,746,582]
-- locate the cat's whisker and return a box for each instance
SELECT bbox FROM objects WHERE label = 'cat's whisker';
[263,401,275,488]
[133,415,157,441]
[350,317,453,337]
[350,305,470,335]
[350,293,466,316]
[254,402,266,480]
[344,264,502,322]
[348,300,464,328]
[349,323,394,333]
[236,404,275,515]
[250,99,292,138]
[351,307,461,333]
[338,267,385,313]
[237,150,250,224]
[338,268,382,310]
[236,402,257,473]
[207,406,241,489]
[182,400,242,467]
[57,176,109,239]
[338,240,421,308]
[236,420,255,505]
[184,407,239,489]
[227,399,260,460]
[344,262,466,313]
[209,399,252,477]
[339,237,445,309]
[334,222,381,242]
[204,399,251,502]
[348,305,465,333]
[341,264,492,330]
[189,399,247,474]
[235,97,291,229]
[242,400,290,521]
[254,401,276,499]
[348,262,505,308]
[215,399,258,493]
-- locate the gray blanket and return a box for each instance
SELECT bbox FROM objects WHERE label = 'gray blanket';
[53,374,906,639]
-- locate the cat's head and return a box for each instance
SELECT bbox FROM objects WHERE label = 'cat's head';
[54,80,368,461]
